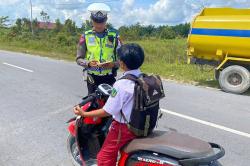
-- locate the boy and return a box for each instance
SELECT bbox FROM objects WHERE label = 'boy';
[73,43,145,166]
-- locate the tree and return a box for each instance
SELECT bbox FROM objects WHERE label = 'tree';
[142,25,155,37]
[31,18,39,33]
[159,26,176,39]
[172,23,190,37]
[22,18,31,32]
[84,20,92,30]
[9,18,22,36]
[40,11,50,23]
[106,22,114,29]
[55,18,62,33]
[16,18,22,32]
[0,16,9,28]
[63,19,77,35]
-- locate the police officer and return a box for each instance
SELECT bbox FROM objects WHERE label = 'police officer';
[76,3,121,94]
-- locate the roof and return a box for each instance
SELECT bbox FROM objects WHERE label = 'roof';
[38,22,56,29]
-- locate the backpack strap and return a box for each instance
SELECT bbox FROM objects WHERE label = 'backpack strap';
[120,111,128,123]
[119,74,139,82]
[119,74,139,124]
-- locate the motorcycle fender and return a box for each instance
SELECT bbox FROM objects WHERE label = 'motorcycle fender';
[118,151,130,166]
[68,121,76,137]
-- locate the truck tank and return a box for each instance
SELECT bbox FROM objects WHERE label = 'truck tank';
[187,8,250,62]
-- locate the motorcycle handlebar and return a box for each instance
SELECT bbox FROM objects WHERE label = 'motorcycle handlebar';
[78,94,96,107]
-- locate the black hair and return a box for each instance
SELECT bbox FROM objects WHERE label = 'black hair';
[117,43,145,70]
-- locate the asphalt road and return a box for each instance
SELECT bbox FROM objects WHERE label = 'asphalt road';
[0,50,250,166]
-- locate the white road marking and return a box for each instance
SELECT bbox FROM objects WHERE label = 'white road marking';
[161,108,250,138]
[3,62,34,72]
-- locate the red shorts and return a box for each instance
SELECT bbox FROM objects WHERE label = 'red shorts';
[97,121,136,166]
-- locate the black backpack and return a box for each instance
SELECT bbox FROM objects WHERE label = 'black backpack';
[120,73,165,137]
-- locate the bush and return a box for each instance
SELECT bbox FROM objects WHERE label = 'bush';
[159,27,176,39]
[56,33,68,45]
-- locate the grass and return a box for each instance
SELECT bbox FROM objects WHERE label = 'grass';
[132,39,218,87]
[0,34,218,88]
[142,63,218,87]
[0,28,77,61]
[0,38,76,61]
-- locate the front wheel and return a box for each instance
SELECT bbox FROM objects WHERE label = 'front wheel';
[67,134,82,166]
[219,65,250,94]
[67,134,99,166]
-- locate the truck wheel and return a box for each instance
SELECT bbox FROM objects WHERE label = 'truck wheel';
[219,65,250,94]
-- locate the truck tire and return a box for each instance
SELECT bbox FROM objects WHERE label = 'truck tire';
[219,65,250,94]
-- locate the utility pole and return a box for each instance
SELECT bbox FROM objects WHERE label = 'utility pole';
[30,0,34,36]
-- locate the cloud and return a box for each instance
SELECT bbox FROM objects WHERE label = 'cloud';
[122,0,135,9]
[0,0,21,6]
[110,0,194,26]
[1,0,250,27]
[110,0,250,26]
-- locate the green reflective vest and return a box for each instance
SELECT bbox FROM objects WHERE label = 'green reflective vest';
[85,29,118,75]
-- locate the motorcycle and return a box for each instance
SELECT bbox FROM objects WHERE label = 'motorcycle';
[67,84,225,166]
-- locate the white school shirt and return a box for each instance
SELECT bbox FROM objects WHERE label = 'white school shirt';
[103,69,142,123]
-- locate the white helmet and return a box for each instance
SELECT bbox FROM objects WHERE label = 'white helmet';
[87,3,111,23]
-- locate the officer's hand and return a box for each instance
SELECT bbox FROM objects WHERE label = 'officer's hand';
[99,62,115,69]
[88,61,98,67]
[73,105,84,116]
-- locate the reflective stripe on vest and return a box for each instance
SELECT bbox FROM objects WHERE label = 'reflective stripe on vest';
[85,29,117,75]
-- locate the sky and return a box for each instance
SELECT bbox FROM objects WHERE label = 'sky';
[1,0,250,28]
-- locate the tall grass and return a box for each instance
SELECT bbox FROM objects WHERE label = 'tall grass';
[134,39,187,64]
[0,28,77,61]
[0,33,217,87]
[131,39,216,86]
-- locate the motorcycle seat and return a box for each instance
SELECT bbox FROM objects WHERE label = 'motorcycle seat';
[122,130,213,159]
